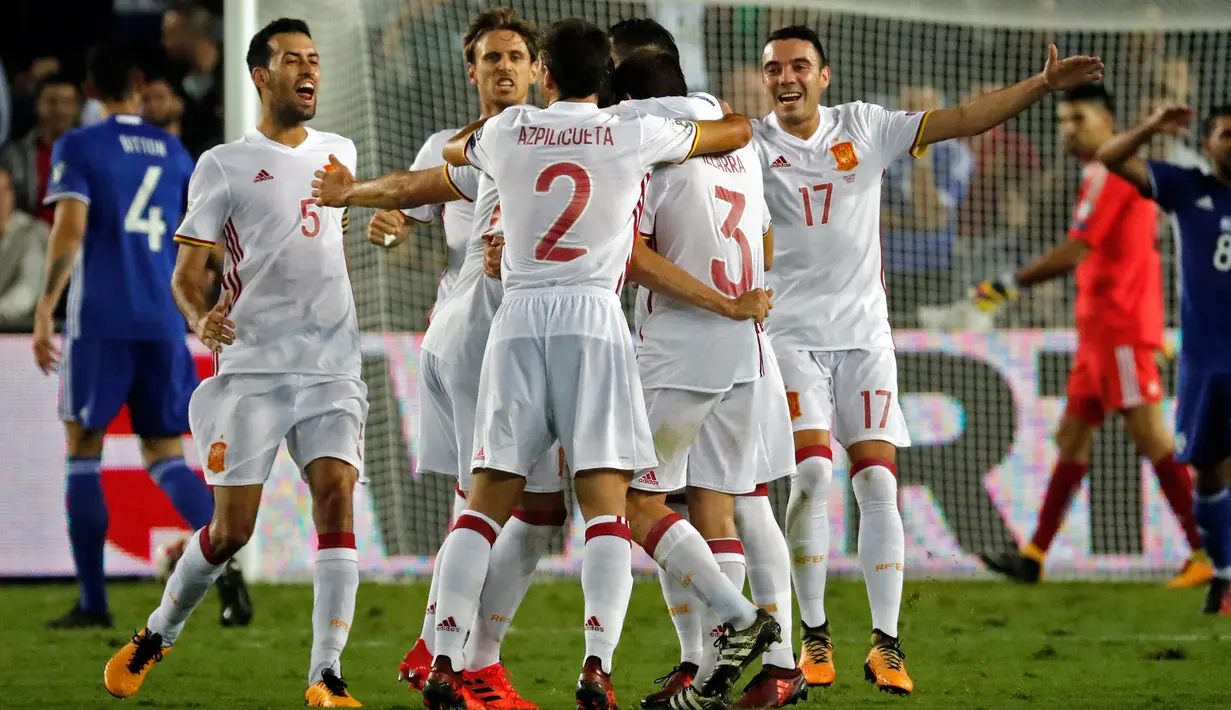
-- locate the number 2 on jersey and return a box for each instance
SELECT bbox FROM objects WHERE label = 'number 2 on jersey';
[535,162,590,262]
[799,183,833,227]
[711,186,754,296]
[125,166,166,251]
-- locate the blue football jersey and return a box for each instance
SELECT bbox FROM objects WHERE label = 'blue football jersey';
[44,115,195,340]
[1146,160,1231,369]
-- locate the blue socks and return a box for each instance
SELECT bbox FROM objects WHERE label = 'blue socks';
[66,457,108,614]
[149,456,215,530]
[1195,488,1231,577]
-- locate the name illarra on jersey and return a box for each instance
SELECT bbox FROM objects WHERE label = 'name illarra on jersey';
[624,93,771,393]
[753,101,928,352]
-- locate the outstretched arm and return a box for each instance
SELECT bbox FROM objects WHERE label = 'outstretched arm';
[1097,104,1197,195]
[919,45,1103,147]
[314,155,466,210]
[687,114,754,158]
[1015,239,1090,287]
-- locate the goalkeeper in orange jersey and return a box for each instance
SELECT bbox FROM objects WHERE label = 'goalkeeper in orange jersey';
[974,85,1211,587]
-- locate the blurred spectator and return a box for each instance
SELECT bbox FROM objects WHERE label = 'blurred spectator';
[722,63,773,119]
[0,58,10,147]
[649,2,709,91]
[0,73,81,224]
[161,3,222,157]
[142,76,186,136]
[881,84,974,326]
[5,57,63,142]
[0,166,49,327]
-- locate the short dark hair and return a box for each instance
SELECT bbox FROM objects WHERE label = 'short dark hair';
[246,18,311,74]
[542,19,611,101]
[609,18,679,60]
[86,43,140,102]
[1205,105,1231,138]
[34,73,78,101]
[610,49,687,101]
[765,26,827,67]
[1061,84,1114,114]
[463,8,538,64]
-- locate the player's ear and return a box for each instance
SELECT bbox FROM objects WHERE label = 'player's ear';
[250,66,269,94]
[467,63,478,87]
[819,65,832,89]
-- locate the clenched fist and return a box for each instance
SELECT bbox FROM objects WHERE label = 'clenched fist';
[725,288,773,323]
[368,210,409,247]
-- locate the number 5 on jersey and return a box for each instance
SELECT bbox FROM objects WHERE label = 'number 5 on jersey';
[300,198,321,238]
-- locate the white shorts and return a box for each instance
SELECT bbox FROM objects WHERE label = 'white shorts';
[419,350,565,494]
[775,346,911,448]
[631,381,759,495]
[472,286,657,488]
[189,373,369,487]
[756,333,796,484]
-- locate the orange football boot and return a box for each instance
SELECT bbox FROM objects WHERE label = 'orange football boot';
[305,668,362,707]
[797,622,835,687]
[733,665,808,708]
[104,629,170,699]
[863,631,913,695]
[465,662,539,709]
[1168,552,1216,589]
[397,637,432,690]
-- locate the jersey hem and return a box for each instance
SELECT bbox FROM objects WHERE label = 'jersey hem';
[43,191,90,206]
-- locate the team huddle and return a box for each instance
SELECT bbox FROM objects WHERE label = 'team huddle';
[54,6,1227,710]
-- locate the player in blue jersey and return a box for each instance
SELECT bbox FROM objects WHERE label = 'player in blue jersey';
[32,43,251,629]
[1098,102,1231,615]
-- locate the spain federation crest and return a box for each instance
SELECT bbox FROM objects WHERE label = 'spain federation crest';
[830,141,859,171]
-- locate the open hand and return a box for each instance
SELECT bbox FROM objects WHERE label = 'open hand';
[727,288,773,323]
[1041,44,1104,91]
[194,289,236,353]
[367,210,408,247]
[312,154,353,207]
[32,306,59,374]
[1147,104,1197,136]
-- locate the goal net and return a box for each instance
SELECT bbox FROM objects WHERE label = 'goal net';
[239,0,1231,580]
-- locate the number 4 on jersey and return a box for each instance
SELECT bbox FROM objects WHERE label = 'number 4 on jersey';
[125,166,166,251]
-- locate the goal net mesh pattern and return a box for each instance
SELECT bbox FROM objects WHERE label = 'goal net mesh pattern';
[247,0,1231,579]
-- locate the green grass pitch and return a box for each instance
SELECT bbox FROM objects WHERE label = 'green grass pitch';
[5,579,1230,708]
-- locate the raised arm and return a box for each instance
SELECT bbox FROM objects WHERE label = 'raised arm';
[313,154,468,210]
[628,238,770,322]
[918,45,1102,147]
[1096,104,1197,194]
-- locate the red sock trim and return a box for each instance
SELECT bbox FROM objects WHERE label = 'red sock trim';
[665,492,687,505]
[454,482,467,499]
[795,445,833,464]
[707,538,744,555]
[512,508,569,527]
[850,457,897,478]
[739,483,769,497]
[198,526,225,566]
[318,531,357,550]
[585,517,631,542]
[453,512,498,546]
[642,512,684,557]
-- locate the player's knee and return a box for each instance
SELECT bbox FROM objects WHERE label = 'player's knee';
[792,455,833,497]
[208,521,254,560]
[65,424,105,458]
[1054,417,1094,461]
[139,436,184,467]
[311,483,355,531]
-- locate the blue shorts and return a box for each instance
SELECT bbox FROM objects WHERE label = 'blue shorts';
[1174,359,1231,465]
[59,338,199,437]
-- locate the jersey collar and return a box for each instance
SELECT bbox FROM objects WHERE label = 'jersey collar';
[545,100,601,115]
[246,126,317,152]
[766,108,827,147]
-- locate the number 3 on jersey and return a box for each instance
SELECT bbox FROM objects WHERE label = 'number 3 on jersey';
[125,166,166,251]
[711,186,754,296]
[535,162,589,262]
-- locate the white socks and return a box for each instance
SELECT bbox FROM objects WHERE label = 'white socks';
[464,508,565,671]
[697,539,746,681]
[644,512,758,631]
[420,487,469,653]
[309,533,359,685]
[786,446,833,628]
[432,510,501,669]
[146,527,227,646]
[581,515,633,674]
[852,460,904,638]
[735,492,795,669]
[658,500,703,667]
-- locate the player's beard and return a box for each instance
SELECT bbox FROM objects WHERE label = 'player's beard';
[274,94,316,126]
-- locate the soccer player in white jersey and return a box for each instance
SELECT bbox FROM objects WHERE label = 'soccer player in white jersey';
[752,25,1103,694]
[102,19,367,708]
[411,19,768,710]
[598,49,803,710]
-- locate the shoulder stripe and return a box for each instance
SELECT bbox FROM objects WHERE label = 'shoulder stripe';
[680,122,701,163]
[908,110,931,159]
[174,235,215,247]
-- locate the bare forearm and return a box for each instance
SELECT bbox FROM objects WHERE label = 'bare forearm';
[628,240,732,317]
[1015,239,1088,287]
[347,170,454,209]
[37,230,82,312]
[923,75,1048,145]
[171,271,211,327]
[1098,123,1156,170]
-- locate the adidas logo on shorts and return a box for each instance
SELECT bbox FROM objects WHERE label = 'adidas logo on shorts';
[636,470,659,486]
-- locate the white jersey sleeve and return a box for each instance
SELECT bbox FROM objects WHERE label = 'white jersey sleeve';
[851,102,929,162]
[402,131,451,224]
[445,163,481,202]
[464,115,504,175]
[174,151,230,246]
[636,112,699,167]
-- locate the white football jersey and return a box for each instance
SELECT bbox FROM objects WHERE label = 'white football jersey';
[623,94,771,392]
[174,128,360,378]
[754,102,928,350]
[402,128,477,307]
[465,101,699,293]
[419,169,502,368]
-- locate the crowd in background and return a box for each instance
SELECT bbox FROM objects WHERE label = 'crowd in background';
[0,0,1222,333]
